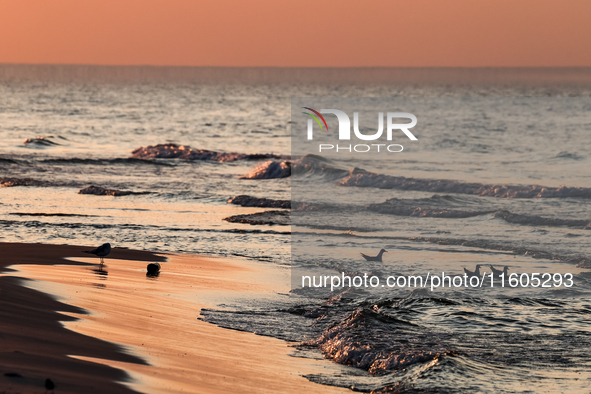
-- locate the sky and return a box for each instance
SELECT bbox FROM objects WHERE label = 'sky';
[1,0,590,67]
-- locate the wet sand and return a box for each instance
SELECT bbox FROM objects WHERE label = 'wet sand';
[0,243,347,394]
[0,243,162,393]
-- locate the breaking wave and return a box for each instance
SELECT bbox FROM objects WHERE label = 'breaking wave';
[291,154,350,180]
[0,218,290,235]
[306,307,453,375]
[78,186,152,197]
[408,236,591,268]
[240,161,291,179]
[368,197,492,218]
[22,135,63,148]
[223,210,290,226]
[0,177,46,187]
[131,143,281,162]
[338,168,591,199]
[40,157,176,166]
[493,211,591,229]
[228,195,291,209]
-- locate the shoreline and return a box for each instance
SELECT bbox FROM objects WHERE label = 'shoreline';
[0,242,348,394]
[0,242,163,394]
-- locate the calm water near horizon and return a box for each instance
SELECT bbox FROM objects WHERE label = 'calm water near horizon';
[1,66,591,393]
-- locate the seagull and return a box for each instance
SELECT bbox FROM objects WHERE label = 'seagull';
[489,265,509,277]
[45,378,55,393]
[361,249,387,262]
[84,243,111,264]
[464,264,483,277]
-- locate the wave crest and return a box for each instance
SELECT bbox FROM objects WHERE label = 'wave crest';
[241,161,291,179]
[308,308,453,375]
[368,198,491,218]
[338,169,591,199]
[23,136,62,148]
[494,211,591,229]
[131,143,281,162]
[228,195,291,209]
[0,177,45,187]
[78,186,150,197]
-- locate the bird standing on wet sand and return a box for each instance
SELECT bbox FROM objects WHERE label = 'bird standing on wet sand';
[464,264,483,277]
[489,265,509,277]
[84,243,111,264]
[45,378,55,393]
[361,249,387,262]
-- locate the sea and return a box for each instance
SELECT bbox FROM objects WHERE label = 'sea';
[1,65,591,393]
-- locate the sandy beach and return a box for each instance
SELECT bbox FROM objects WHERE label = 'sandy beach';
[0,242,348,394]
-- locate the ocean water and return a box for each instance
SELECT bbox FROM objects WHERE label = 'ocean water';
[1,68,591,393]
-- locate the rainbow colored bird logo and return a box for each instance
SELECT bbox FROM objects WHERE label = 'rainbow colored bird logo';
[302,107,329,131]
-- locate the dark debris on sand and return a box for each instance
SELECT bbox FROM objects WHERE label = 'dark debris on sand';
[147,262,161,276]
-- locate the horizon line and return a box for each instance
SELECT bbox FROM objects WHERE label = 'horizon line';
[2,63,591,69]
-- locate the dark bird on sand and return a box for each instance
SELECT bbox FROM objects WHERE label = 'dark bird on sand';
[361,249,387,262]
[45,378,55,393]
[84,243,111,264]
[464,264,483,277]
[489,265,509,277]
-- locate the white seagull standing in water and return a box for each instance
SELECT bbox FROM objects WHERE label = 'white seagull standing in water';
[361,249,387,262]
[84,243,111,264]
